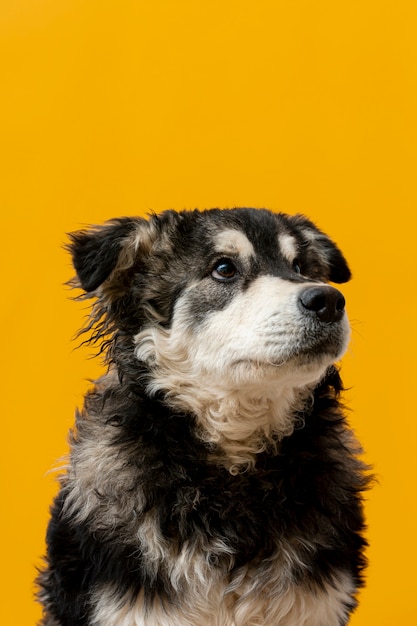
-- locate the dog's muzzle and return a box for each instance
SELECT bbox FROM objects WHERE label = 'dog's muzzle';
[298,285,346,324]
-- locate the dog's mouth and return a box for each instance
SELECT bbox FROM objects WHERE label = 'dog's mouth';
[232,352,335,371]
[231,333,349,371]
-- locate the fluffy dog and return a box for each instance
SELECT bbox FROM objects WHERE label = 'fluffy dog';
[38,208,369,626]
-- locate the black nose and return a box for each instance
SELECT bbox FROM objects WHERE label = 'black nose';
[298,286,346,324]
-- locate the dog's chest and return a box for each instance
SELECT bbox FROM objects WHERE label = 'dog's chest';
[91,568,354,626]
[89,470,353,625]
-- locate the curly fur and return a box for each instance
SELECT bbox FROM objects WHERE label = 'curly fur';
[37,208,370,625]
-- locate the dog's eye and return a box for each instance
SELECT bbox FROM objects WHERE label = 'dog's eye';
[292,259,302,274]
[211,259,238,281]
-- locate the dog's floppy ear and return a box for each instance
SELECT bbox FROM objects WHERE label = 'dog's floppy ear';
[292,214,351,283]
[316,234,351,283]
[68,218,143,292]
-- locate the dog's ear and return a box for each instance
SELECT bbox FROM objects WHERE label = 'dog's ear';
[291,214,351,283]
[316,234,351,283]
[68,218,152,292]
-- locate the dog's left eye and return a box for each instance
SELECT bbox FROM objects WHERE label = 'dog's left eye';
[211,259,238,281]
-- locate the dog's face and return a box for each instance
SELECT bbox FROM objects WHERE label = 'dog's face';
[69,208,351,465]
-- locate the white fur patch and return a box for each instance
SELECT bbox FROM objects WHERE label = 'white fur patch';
[91,570,355,626]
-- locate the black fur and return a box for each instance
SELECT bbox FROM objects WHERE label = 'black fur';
[37,208,369,625]
[68,218,140,293]
[40,371,367,623]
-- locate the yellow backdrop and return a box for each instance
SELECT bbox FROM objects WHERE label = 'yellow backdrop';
[1,1,416,623]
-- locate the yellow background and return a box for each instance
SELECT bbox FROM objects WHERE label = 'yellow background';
[1,1,416,623]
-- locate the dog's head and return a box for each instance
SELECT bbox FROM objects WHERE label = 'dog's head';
[69,209,351,466]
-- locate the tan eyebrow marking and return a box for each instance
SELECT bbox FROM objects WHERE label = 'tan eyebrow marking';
[278,233,298,263]
[214,229,255,259]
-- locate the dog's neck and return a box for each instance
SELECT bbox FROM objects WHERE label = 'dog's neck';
[136,360,307,473]
[190,384,307,474]
[133,325,326,473]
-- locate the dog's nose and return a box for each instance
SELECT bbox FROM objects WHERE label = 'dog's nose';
[298,286,346,324]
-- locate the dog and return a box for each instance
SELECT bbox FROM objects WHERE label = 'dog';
[37,208,369,625]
